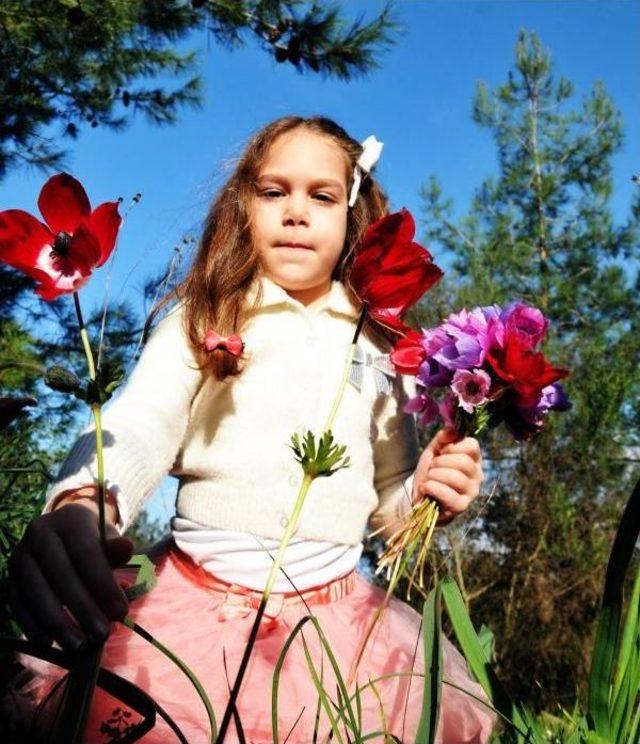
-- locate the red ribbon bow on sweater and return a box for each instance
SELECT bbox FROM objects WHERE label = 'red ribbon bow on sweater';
[204,329,245,356]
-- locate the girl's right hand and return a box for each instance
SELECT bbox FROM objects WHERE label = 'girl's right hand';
[7,503,134,653]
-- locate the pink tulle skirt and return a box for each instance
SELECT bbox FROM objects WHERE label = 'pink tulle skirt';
[5,539,495,743]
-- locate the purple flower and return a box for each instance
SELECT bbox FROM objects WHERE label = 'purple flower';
[451,368,492,413]
[501,301,549,350]
[523,383,571,421]
[434,306,504,369]
[403,391,439,426]
[417,357,453,387]
[415,327,453,387]
[507,383,572,440]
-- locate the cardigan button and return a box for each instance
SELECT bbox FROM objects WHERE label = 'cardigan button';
[288,474,298,487]
[305,334,316,347]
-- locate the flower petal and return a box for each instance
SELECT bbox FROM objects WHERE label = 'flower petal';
[363,208,416,253]
[67,221,102,273]
[38,173,91,234]
[0,209,54,272]
[88,201,122,266]
[35,272,90,301]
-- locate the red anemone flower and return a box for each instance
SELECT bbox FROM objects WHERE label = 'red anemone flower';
[390,328,426,375]
[485,334,569,405]
[348,208,443,333]
[0,173,121,300]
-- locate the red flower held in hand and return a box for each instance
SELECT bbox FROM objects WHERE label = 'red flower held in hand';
[348,208,443,333]
[390,328,425,375]
[0,173,122,300]
[486,334,569,405]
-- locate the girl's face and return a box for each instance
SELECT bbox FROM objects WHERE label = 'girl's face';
[250,128,350,306]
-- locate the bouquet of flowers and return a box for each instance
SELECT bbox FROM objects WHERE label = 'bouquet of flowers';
[374,301,572,600]
[392,301,572,441]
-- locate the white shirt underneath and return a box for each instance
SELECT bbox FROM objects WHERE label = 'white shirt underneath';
[171,516,363,592]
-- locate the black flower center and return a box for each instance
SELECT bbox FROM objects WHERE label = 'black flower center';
[50,232,75,275]
[52,231,72,257]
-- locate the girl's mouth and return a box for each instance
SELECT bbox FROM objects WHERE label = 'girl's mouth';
[276,243,313,250]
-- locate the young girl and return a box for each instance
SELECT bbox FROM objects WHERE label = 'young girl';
[5,116,495,743]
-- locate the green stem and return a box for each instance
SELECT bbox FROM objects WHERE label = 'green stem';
[50,291,107,744]
[217,305,368,743]
[73,291,106,546]
[323,306,367,432]
[216,474,314,742]
[90,404,106,546]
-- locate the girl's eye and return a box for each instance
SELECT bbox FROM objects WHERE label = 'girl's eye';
[259,190,334,203]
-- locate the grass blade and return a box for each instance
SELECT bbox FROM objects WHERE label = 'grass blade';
[415,584,442,743]
[440,576,532,741]
[588,476,640,738]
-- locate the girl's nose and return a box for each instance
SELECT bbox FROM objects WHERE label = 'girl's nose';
[282,196,309,225]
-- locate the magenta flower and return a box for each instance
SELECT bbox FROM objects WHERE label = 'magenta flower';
[501,301,549,350]
[403,390,439,426]
[451,368,492,413]
[438,392,458,429]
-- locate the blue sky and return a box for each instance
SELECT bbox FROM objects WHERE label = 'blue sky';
[2,0,638,319]
[2,0,638,527]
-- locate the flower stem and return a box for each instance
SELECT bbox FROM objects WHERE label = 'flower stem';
[73,291,106,546]
[323,305,367,432]
[52,291,107,744]
[217,305,368,743]
[215,474,314,743]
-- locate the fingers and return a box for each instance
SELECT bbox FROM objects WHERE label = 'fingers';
[64,539,129,622]
[12,551,88,652]
[29,531,114,643]
[440,436,481,460]
[428,426,461,451]
[7,507,130,654]
[422,467,470,495]
[429,453,477,478]
[7,579,52,649]
[419,479,472,517]
[54,506,129,621]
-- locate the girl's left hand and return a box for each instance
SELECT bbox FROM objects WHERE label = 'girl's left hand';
[412,427,484,527]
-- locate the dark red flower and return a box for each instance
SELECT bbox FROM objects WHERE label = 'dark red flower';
[390,329,425,375]
[0,173,121,300]
[348,208,443,333]
[485,334,569,405]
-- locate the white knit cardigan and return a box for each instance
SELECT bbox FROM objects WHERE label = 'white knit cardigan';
[43,275,420,546]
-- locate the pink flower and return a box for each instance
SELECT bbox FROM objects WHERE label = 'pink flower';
[451,368,492,414]
[501,301,549,350]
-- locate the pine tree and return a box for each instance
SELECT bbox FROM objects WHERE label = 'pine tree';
[0,0,401,180]
[364,29,640,713]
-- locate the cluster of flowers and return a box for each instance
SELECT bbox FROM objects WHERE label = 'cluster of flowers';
[390,302,572,441]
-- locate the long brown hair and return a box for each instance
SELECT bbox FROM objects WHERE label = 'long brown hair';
[147,115,398,381]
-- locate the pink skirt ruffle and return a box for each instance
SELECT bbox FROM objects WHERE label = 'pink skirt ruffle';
[5,540,496,743]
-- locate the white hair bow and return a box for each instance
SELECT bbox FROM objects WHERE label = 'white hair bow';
[348,135,384,208]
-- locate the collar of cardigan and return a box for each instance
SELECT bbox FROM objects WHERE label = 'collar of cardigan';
[246,274,361,319]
